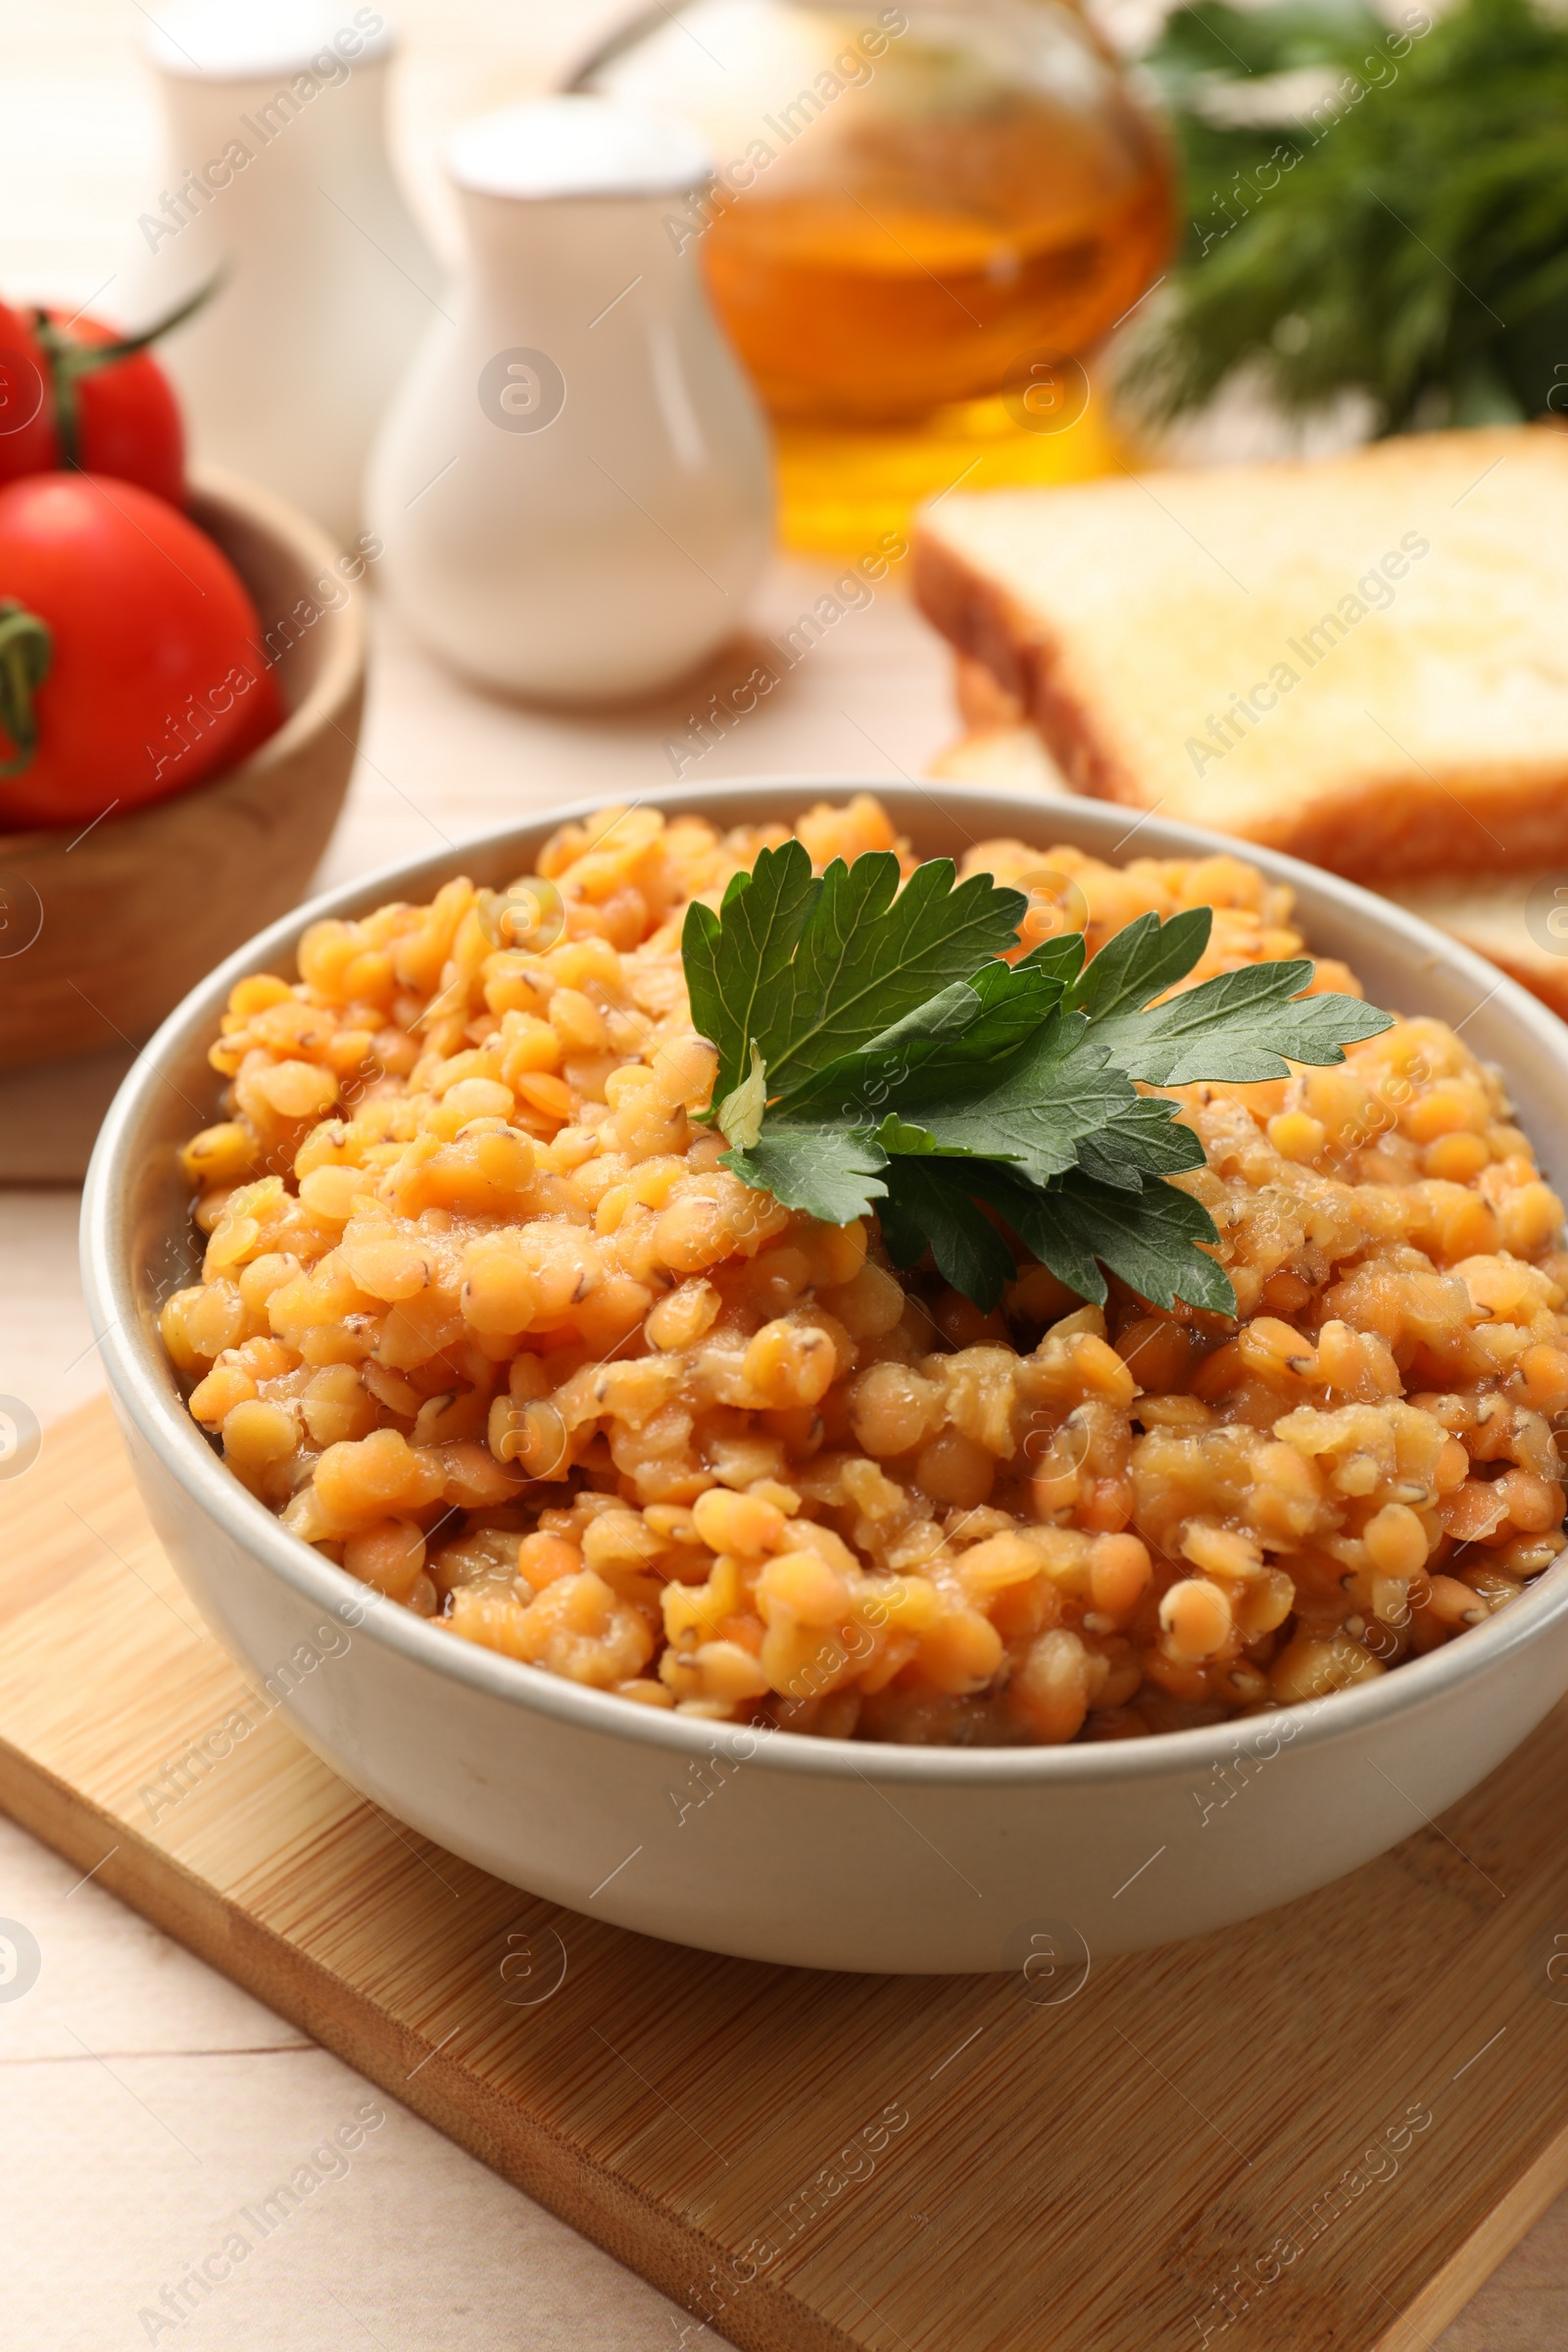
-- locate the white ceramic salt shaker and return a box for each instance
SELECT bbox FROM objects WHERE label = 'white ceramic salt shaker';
[365,98,773,705]
[120,0,443,545]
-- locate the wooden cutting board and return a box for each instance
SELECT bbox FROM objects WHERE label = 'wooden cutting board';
[6,1399,1568,2352]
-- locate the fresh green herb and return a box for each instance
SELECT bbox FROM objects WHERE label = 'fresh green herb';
[680,846,1393,1317]
[1130,0,1568,434]
[684,846,1023,1105]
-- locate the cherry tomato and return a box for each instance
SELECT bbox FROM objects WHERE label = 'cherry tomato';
[0,473,284,831]
[0,302,55,480]
[0,299,190,504]
[41,310,186,507]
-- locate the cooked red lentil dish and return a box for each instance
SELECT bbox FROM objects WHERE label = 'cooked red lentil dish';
[159,797,1568,1743]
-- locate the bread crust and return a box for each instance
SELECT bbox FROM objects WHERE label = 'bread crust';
[1421,933,1568,1019]
[1243,770,1568,881]
[923,714,1568,1023]
[953,653,1024,732]
[912,429,1568,883]
[911,533,1144,804]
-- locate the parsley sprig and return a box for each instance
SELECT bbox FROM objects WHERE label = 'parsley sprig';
[681,845,1393,1318]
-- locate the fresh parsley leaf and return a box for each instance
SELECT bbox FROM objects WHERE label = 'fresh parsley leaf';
[880,1157,1019,1310]
[724,1125,888,1227]
[1090,959,1393,1086]
[878,1150,1231,1318]
[944,951,1078,1032]
[682,840,817,1103]
[685,844,1027,1108]
[684,840,1392,1321]
[872,1112,971,1157]
[1016,1171,1237,1317]
[714,1043,767,1151]
[886,1012,1141,1186]
[770,977,982,1123]
[755,853,1026,1093]
[775,956,1070,1123]
[1015,932,1088,986]
[1071,1095,1207,1191]
[1066,906,1212,1026]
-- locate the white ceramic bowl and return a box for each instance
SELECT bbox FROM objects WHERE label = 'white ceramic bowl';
[81,782,1568,1975]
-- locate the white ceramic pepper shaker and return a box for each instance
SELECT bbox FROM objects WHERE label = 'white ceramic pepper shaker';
[120,0,443,545]
[366,98,773,706]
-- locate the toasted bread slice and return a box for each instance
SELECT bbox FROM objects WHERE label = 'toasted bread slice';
[1382,874,1568,1021]
[914,427,1568,884]
[927,720,1071,795]
[953,652,1026,734]
[926,717,1568,1023]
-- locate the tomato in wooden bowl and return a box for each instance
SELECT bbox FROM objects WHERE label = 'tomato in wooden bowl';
[0,472,283,831]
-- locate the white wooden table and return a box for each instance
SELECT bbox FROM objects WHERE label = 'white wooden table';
[0,5,1561,2345]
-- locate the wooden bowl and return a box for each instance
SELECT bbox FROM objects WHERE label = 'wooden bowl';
[0,463,366,1069]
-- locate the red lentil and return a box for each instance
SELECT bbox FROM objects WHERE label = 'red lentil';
[158,799,1568,1741]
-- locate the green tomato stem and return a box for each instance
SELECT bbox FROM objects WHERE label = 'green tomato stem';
[0,601,53,778]
[31,270,222,471]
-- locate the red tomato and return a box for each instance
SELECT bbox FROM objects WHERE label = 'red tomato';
[42,311,186,508]
[0,473,284,831]
[0,304,186,504]
[0,303,55,481]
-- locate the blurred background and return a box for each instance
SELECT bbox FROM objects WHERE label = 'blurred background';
[6,6,1568,2348]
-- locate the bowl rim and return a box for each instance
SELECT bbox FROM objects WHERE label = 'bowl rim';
[0,460,366,859]
[80,775,1568,1786]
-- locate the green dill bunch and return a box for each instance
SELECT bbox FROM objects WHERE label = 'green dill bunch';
[1128,0,1568,432]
